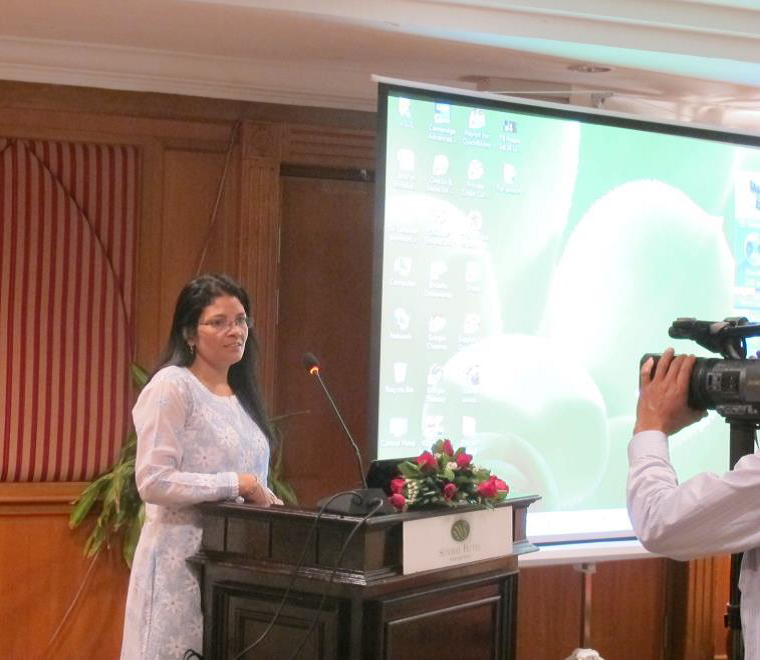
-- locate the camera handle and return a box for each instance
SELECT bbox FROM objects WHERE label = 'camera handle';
[724,420,756,660]
[668,317,760,360]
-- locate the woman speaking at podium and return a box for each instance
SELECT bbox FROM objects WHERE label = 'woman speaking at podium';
[120,274,280,660]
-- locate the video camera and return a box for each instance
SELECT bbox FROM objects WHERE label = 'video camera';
[643,317,760,421]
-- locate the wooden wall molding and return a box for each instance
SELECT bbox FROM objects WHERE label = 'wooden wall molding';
[239,121,282,409]
[0,35,375,112]
[0,81,375,131]
[0,481,87,515]
[666,556,726,659]
[0,106,233,145]
[241,121,281,159]
[281,124,375,170]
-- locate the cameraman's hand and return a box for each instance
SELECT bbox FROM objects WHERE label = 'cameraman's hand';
[634,347,706,435]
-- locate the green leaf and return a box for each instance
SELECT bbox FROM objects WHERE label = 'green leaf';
[269,410,310,427]
[68,474,111,529]
[69,491,99,530]
[130,363,150,389]
[102,466,125,517]
[398,461,421,478]
[122,504,144,568]
[268,475,298,506]
[84,523,107,558]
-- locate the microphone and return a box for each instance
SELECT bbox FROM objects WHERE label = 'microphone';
[303,352,392,515]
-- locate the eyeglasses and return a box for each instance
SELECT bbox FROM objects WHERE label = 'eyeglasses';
[197,316,253,333]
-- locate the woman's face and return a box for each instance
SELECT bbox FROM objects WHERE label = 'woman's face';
[191,294,249,371]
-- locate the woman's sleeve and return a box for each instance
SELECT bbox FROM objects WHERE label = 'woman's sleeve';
[627,430,760,559]
[133,373,239,506]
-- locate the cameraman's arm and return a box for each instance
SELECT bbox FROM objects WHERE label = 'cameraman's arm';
[628,349,760,558]
[628,432,760,558]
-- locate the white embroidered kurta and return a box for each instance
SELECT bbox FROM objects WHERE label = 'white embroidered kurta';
[628,430,760,659]
[121,366,270,660]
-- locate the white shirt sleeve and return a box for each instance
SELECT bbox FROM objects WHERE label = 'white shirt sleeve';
[627,430,760,560]
[133,373,239,506]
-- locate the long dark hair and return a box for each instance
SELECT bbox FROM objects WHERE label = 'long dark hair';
[155,273,273,444]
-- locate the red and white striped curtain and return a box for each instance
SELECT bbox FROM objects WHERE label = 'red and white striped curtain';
[0,137,139,482]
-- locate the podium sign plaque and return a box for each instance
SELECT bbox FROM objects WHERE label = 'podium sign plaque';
[403,506,513,574]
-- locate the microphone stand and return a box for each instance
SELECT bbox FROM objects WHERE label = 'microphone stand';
[310,368,368,489]
[305,356,393,516]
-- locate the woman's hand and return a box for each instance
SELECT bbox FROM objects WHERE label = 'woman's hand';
[237,474,284,506]
[237,473,270,506]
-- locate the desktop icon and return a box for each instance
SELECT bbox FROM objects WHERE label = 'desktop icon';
[469,109,486,130]
[467,160,484,180]
[397,148,415,171]
[390,417,409,437]
[429,259,447,282]
[428,315,446,333]
[423,415,444,439]
[503,163,516,185]
[427,363,444,386]
[393,256,413,277]
[434,103,451,124]
[432,154,450,176]
[394,307,411,331]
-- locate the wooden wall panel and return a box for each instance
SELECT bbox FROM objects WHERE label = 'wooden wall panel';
[276,175,375,506]
[518,564,583,658]
[156,147,237,342]
[591,559,667,660]
[712,556,730,659]
[519,559,669,660]
[0,484,129,659]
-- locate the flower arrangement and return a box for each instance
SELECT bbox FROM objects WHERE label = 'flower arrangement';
[389,438,509,511]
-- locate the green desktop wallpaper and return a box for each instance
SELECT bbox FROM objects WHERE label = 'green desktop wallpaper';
[377,92,760,538]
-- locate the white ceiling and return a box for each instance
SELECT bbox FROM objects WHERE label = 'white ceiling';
[0,0,758,129]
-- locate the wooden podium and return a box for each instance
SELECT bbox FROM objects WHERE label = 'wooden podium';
[192,495,539,660]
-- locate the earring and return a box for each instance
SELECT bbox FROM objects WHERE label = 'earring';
[188,343,196,356]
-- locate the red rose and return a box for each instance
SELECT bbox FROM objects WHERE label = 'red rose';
[417,451,438,471]
[477,478,498,498]
[389,493,406,510]
[456,452,472,469]
[443,483,458,500]
[390,477,406,495]
[493,477,509,493]
[441,439,454,456]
